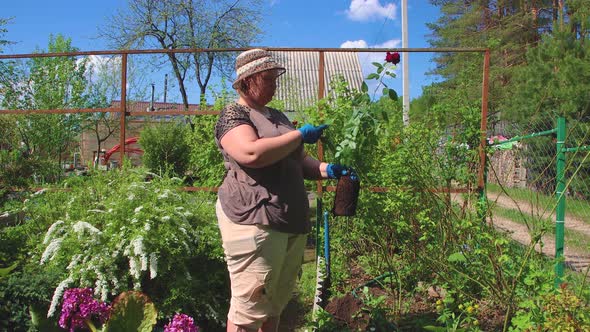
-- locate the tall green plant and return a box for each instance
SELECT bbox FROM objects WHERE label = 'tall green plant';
[184,82,230,186]
[139,122,191,177]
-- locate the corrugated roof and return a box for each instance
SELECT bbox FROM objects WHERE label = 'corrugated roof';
[271,51,363,111]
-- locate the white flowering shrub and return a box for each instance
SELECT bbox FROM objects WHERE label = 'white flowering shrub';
[28,166,227,325]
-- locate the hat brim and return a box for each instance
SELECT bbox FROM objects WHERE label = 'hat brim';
[232,66,286,89]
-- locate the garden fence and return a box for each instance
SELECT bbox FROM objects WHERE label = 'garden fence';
[1,47,493,323]
[487,116,590,285]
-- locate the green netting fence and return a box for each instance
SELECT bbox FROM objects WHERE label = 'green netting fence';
[487,116,590,285]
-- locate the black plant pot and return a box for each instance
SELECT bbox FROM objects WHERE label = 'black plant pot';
[332,174,360,216]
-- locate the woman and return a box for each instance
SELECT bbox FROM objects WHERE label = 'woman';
[214,48,347,332]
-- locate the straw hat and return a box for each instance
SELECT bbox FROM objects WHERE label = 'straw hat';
[232,49,286,89]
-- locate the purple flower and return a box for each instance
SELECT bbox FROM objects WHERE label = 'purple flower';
[164,313,199,332]
[59,288,111,332]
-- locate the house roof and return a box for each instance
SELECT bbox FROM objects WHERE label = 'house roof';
[271,51,364,111]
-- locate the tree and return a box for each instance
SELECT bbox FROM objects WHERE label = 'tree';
[0,17,16,106]
[1,34,89,177]
[426,0,554,129]
[81,55,150,160]
[0,17,12,51]
[99,0,263,110]
[0,17,19,150]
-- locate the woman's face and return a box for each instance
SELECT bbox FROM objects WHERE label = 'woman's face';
[245,69,280,106]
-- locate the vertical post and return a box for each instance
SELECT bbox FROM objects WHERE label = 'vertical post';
[119,53,128,167]
[323,211,330,279]
[401,0,410,126]
[316,198,323,259]
[477,50,490,221]
[317,51,326,196]
[555,116,566,286]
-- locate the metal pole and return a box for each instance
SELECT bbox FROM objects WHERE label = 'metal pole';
[316,198,323,259]
[478,50,490,190]
[401,0,410,126]
[0,47,490,60]
[477,50,490,221]
[555,116,566,286]
[488,128,558,146]
[317,51,326,196]
[119,54,128,167]
[323,211,330,278]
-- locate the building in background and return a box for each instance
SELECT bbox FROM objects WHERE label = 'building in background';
[272,51,364,119]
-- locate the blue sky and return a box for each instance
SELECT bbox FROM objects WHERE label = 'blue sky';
[3,0,441,101]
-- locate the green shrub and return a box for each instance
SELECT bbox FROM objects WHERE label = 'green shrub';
[139,122,191,177]
[0,264,63,331]
[511,283,590,331]
[24,167,226,327]
[185,115,224,187]
[0,150,61,191]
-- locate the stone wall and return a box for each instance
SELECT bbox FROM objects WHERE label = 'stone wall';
[488,149,527,188]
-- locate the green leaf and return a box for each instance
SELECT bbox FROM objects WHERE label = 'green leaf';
[361,81,368,93]
[372,62,382,69]
[323,118,335,125]
[382,87,389,97]
[103,291,157,332]
[388,89,398,100]
[447,252,467,263]
[30,305,62,332]
[366,73,380,80]
[0,262,18,278]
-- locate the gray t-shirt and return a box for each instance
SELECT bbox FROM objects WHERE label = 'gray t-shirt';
[214,102,310,234]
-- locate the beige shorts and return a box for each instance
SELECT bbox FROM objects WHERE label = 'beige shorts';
[216,200,307,330]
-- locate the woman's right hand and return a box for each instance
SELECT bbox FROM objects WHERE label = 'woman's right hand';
[298,124,328,144]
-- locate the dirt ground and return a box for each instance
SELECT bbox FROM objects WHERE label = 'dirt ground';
[485,190,590,272]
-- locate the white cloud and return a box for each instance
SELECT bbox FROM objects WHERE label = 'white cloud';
[346,0,397,22]
[340,40,369,48]
[81,55,121,82]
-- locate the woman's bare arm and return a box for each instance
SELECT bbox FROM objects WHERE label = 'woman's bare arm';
[220,124,303,168]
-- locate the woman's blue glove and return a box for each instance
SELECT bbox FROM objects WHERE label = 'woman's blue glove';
[326,163,348,179]
[327,164,359,180]
[298,124,328,144]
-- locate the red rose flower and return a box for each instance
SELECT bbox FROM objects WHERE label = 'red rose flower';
[385,52,400,65]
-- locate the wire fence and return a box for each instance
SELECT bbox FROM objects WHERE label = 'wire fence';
[487,116,590,275]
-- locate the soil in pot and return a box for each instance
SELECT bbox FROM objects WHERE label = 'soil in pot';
[332,174,360,216]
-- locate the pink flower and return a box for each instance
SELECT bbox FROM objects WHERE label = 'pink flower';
[385,52,400,65]
[59,288,111,332]
[164,313,199,332]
